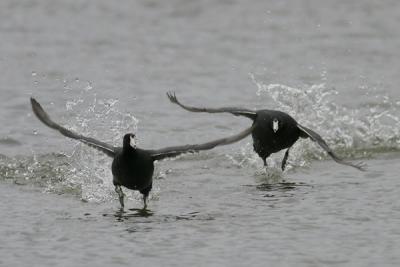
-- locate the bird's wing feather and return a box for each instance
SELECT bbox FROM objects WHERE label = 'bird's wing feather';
[167,92,257,120]
[31,98,117,157]
[149,124,255,161]
[297,124,366,171]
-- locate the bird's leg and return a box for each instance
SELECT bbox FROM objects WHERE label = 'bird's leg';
[281,148,290,171]
[142,194,148,210]
[262,157,267,167]
[115,185,125,208]
[140,183,152,210]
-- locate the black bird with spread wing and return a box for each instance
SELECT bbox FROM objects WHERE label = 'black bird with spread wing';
[167,92,365,171]
[30,98,254,209]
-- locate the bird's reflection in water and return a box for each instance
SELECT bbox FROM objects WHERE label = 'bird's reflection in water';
[249,167,313,197]
[113,210,214,222]
[103,209,215,233]
[256,181,313,198]
[257,181,310,191]
[113,208,154,222]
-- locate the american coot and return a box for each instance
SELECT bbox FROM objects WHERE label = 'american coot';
[167,92,365,171]
[31,98,254,209]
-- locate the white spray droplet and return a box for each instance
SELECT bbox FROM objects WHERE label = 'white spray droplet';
[85,81,93,91]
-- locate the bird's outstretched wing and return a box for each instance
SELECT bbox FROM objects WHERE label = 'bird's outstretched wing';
[297,124,366,171]
[149,125,255,161]
[30,98,117,157]
[167,92,257,120]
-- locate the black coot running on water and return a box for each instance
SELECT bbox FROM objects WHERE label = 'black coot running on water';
[167,92,365,171]
[31,98,255,209]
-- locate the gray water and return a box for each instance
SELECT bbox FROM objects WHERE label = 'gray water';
[1,0,400,266]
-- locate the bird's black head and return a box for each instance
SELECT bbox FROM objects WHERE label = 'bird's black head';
[123,133,137,150]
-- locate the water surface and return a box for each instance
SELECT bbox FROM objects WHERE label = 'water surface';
[1,0,399,266]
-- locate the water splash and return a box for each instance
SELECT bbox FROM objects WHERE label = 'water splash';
[60,90,140,203]
[1,86,169,204]
[3,79,399,199]
[235,74,400,169]
[0,153,81,195]
[2,85,144,203]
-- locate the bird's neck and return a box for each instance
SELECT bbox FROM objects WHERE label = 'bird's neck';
[122,146,137,155]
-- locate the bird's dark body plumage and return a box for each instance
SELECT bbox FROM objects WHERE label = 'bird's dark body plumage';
[30,97,255,209]
[167,92,364,171]
[251,110,303,160]
[112,147,154,193]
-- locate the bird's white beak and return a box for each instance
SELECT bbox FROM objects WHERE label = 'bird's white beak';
[130,135,137,148]
[272,119,279,133]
